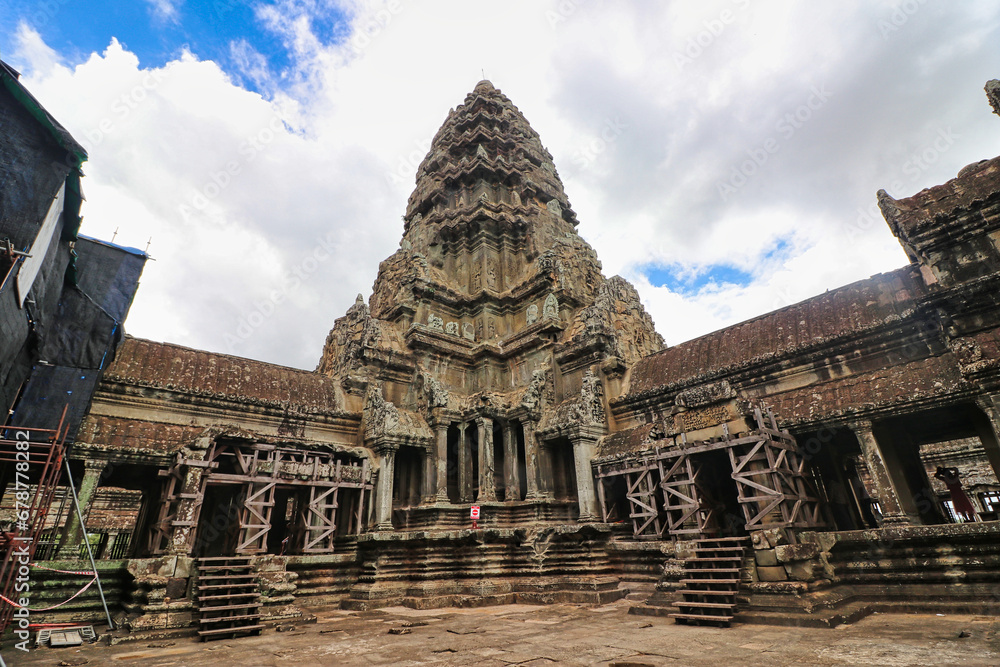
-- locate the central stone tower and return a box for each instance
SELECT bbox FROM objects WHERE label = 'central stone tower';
[317,80,662,530]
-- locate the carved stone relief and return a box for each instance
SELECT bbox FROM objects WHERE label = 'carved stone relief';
[486,256,498,289]
[543,294,559,320]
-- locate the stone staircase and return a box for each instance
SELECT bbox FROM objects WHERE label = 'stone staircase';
[194,556,263,641]
[343,525,626,610]
[670,537,747,627]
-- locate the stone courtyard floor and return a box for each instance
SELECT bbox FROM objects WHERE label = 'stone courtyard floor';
[4,599,1000,666]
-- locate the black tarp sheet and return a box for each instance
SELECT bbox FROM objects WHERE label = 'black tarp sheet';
[12,236,146,440]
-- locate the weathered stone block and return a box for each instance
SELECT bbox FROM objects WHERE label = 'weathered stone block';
[798,531,838,553]
[775,543,819,563]
[818,553,836,580]
[661,559,685,580]
[760,527,789,548]
[784,560,817,582]
[674,540,697,561]
[756,565,788,582]
[173,557,193,578]
[164,577,187,598]
[755,548,778,567]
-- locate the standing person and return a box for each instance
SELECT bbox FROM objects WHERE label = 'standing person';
[935,467,977,522]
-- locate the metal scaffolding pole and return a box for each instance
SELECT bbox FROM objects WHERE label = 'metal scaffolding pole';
[63,458,115,630]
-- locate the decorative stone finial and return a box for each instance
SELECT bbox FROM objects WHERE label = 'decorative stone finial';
[355,294,365,306]
[987,80,1000,117]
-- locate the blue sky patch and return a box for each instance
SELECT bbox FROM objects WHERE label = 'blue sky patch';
[642,263,755,295]
[0,0,351,94]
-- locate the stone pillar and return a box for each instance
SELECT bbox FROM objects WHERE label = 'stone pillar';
[523,420,541,499]
[571,437,600,522]
[973,396,1000,484]
[478,417,497,501]
[458,423,471,503]
[503,422,519,501]
[56,459,107,558]
[434,422,450,503]
[374,445,397,531]
[848,420,910,526]
[366,480,376,528]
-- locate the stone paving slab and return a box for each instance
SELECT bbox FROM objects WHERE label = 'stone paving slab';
[4,599,999,666]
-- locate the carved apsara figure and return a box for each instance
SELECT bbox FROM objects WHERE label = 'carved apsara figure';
[543,293,559,320]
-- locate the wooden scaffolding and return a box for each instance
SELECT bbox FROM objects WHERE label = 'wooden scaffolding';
[595,407,825,540]
[149,441,372,556]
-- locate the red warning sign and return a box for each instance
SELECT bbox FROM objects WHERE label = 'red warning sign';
[470,505,481,520]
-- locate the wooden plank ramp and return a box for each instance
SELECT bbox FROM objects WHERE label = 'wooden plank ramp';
[670,536,747,627]
[195,556,263,641]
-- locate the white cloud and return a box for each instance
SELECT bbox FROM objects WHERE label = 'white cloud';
[146,0,182,23]
[12,23,61,76]
[8,1,1000,368]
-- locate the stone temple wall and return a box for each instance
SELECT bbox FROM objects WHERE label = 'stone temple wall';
[21,79,1000,633]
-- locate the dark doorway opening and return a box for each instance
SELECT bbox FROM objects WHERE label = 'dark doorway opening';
[698,449,746,538]
[393,446,424,509]
[470,426,480,501]
[603,475,629,522]
[794,427,872,530]
[547,437,577,502]
[516,423,528,501]
[447,423,460,503]
[267,487,305,555]
[193,484,241,558]
[493,421,505,500]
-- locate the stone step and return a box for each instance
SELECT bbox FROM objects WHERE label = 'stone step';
[669,612,734,624]
[198,583,259,592]
[677,588,737,597]
[197,602,261,613]
[199,613,261,624]
[197,624,264,638]
[197,592,260,602]
[683,567,742,575]
[673,601,736,610]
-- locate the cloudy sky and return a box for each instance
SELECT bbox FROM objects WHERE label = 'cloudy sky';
[2,1,999,370]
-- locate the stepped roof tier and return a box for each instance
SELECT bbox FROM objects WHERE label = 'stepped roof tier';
[317,81,663,428]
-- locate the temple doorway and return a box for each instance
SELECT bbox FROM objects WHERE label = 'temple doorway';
[193,484,241,558]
